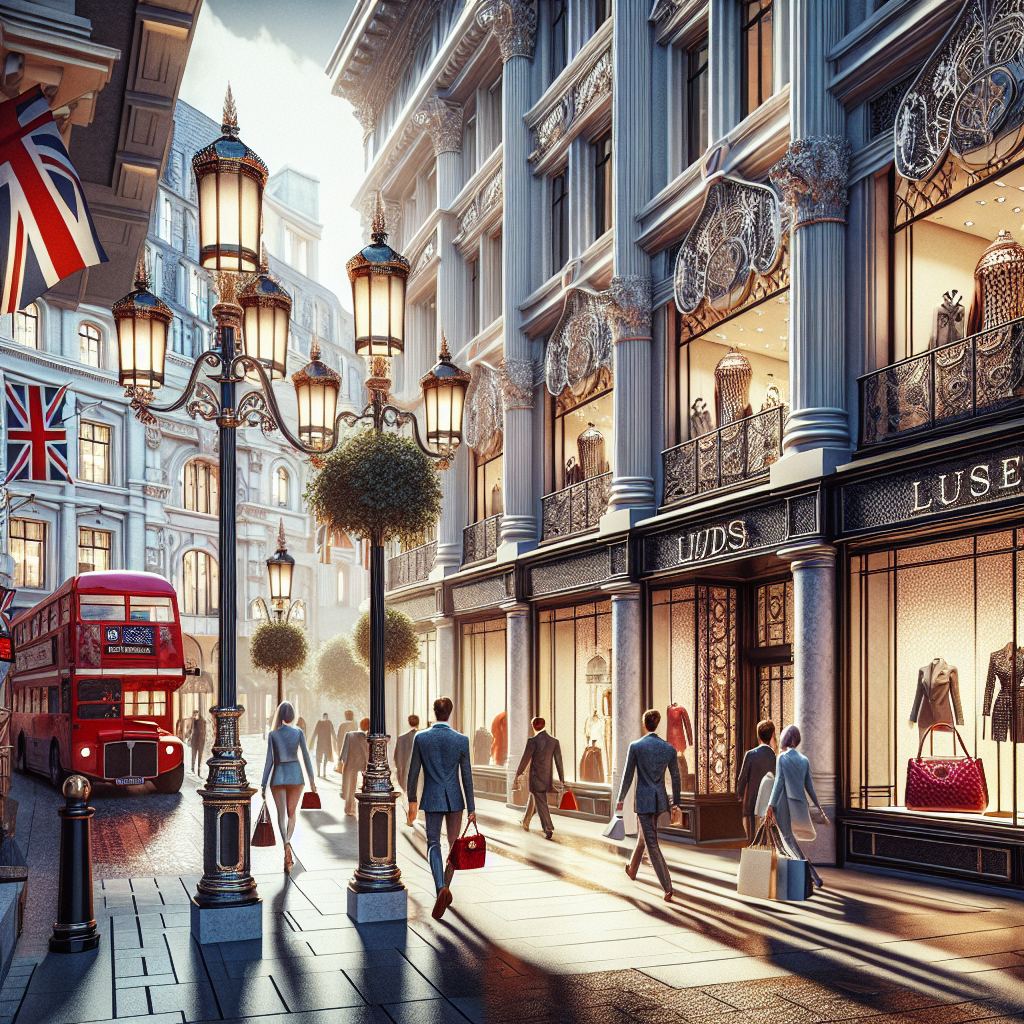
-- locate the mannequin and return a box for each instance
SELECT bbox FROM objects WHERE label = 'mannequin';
[474,726,493,766]
[490,710,507,767]
[666,703,694,752]
[909,658,963,740]
[983,642,1024,743]
[579,740,604,783]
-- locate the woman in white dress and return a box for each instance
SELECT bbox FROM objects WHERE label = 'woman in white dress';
[261,701,316,873]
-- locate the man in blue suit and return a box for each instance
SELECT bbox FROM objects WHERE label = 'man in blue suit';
[407,696,476,921]
[616,708,682,903]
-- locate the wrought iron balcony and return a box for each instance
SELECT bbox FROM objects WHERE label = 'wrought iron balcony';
[541,472,612,541]
[662,406,786,506]
[386,540,436,591]
[860,319,1024,447]
[462,514,501,564]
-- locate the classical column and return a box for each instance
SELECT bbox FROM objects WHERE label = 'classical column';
[125,409,146,570]
[503,602,531,805]
[434,615,456,714]
[778,542,837,866]
[605,0,654,523]
[608,585,642,836]
[769,0,851,481]
[481,0,539,554]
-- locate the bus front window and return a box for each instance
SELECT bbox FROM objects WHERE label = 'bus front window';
[124,690,167,717]
[129,596,174,622]
[79,595,126,621]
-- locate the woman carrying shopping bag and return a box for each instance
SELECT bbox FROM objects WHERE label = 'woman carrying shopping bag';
[261,701,317,874]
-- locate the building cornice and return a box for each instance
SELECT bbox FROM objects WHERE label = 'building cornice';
[451,145,502,255]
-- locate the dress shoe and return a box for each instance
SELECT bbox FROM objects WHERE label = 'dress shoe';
[544,829,553,840]
[432,886,451,920]
[625,863,638,881]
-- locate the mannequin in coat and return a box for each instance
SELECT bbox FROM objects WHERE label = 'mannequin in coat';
[909,658,963,739]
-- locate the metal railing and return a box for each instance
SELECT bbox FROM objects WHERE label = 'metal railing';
[661,406,786,505]
[859,318,1024,447]
[462,514,501,564]
[541,472,612,541]
[386,540,436,591]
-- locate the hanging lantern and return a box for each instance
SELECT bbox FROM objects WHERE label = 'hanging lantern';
[265,520,294,611]
[346,194,409,357]
[420,333,470,455]
[239,246,291,380]
[112,253,171,391]
[192,84,268,274]
[292,339,341,451]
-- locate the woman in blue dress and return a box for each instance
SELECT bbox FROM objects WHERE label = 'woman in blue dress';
[261,701,316,873]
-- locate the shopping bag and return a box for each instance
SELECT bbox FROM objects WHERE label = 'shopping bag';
[301,791,321,810]
[449,820,486,870]
[906,724,989,813]
[511,773,529,806]
[558,789,579,811]
[603,814,625,840]
[738,846,776,898]
[252,801,276,847]
[783,856,809,901]
[754,772,774,818]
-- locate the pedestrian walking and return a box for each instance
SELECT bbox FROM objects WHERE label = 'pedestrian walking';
[175,716,188,742]
[261,701,316,873]
[737,719,777,842]
[768,724,829,889]
[394,714,419,800]
[338,717,369,816]
[336,710,356,771]
[406,696,475,921]
[311,713,335,778]
[188,709,206,777]
[296,716,307,739]
[514,717,564,839]
[617,708,682,903]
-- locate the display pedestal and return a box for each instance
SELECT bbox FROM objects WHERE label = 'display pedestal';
[190,898,262,944]
[346,886,407,923]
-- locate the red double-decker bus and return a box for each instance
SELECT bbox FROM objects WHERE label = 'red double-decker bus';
[9,571,187,792]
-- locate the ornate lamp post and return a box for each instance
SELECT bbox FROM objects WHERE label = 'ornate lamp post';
[262,521,298,705]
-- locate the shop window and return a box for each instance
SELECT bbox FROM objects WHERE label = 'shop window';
[402,629,437,728]
[740,0,774,119]
[593,131,612,239]
[650,585,740,795]
[461,618,507,767]
[473,450,503,522]
[686,36,709,167]
[553,382,614,492]
[78,323,102,367]
[78,527,111,573]
[849,532,1024,824]
[79,421,111,485]
[182,550,218,616]
[754,580,795,735]
[10,518,45,588]
[550,0,567,80]
[538,601,612,784]
[14,304,38,349]
[183,460,218,514]
[551,170,569,274]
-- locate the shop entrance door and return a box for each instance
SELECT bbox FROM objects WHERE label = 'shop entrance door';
[747,577,794,740]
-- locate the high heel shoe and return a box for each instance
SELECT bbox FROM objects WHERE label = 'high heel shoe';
[284,843,293,874]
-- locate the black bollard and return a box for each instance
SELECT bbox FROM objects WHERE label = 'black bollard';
[50,775,100,953]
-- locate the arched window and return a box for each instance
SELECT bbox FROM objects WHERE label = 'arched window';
[275,467,289,508]
[79,323,102,367]
[249,598,266,620]
[15,304,38,349]
[182,550,218,615]
[183,460,218,514]
[290,600,306,623]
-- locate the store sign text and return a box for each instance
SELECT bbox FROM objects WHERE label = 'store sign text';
[678,520,748,563]
[911,455,1022,515]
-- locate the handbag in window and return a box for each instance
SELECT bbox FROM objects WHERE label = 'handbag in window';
[905,724,989,814]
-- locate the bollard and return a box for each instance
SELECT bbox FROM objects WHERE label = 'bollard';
[49,775,100,953]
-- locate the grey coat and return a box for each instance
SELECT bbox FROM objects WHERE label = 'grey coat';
[736,744,776,816]
[515,730,564,793]
[768,748,822,841]
[340,729,368,773]
[261,723,315,789]
[617,733,681,815]
[394,727,417,791]
[407,722,475,814]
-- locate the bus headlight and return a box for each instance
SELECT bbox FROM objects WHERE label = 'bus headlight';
[165,745,174,755]
[80,747,91,759]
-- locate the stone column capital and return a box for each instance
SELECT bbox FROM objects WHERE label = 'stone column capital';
[778,541,836,571]
[499,357,536,410]
[602,581,642,600]
[501,601,530,617]
[770,135,851,229]
[412,97,464,156]
[606,275,652,341]
[478,0,537,63]
[353,105,376,145]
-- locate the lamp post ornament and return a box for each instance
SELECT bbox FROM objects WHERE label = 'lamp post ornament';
[113,88,468,934]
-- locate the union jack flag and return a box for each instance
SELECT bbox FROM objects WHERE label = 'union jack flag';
[0,86,107,313]
[0,586,14,632]
[4,381,72,483]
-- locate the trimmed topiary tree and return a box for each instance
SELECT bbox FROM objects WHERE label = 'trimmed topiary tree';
[250,620,308,674]
[352,606,421,674]
[313,633,368,709]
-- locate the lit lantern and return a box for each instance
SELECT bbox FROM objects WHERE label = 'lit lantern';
[239,248,291,380]
[292,339,341,451]
[192,85,267,274]
[112,254,171,391]
[265,520,294,612]
[346,195,409,357]
[420,333,470,455]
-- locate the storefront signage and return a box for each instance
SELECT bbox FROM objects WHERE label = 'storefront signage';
[842,444,1023,534]
[678,520,748,563]
[15,640,53,672]
[104,624,155,657]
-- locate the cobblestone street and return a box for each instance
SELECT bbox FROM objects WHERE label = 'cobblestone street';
[0,736,1021,1024]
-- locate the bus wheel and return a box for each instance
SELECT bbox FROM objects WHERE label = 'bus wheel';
[48,743,67,789]
[152,763,184,794]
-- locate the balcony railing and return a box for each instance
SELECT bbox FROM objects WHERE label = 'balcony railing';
[662,406,786,506]
[462,514,501,564]
[541,472,612,541]
[860,319,1024,447]
[386,540,436,591]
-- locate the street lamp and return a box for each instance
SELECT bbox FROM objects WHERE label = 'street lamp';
[261,519,299,706]
[112,255,171,393]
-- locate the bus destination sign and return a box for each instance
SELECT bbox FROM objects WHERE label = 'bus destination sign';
[104,625,156,657]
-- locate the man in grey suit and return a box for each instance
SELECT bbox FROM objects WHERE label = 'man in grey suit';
[736,719,777,842]
[407,696,475,921]
[514,717,564,839]
[394,714,420,803]
[617,708,682,903]
[339,717,369,817]
[311,713,336,778]
[335,710,356,771]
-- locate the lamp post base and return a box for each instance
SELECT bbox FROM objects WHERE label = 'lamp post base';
[190,897,262,944]
[346,886,407,924]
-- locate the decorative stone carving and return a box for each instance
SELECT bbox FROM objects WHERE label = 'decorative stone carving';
[674,176,782,315]
[247,449,263,471]
[895,0,1024,182]
[353,106,376,144]
[413,232,437,273]
[770,136,851,229]
[574,48,612,119]
[142,483,171,500]
[463,364,503,459]
[478,0,537,63]
[544,288,613,397]
[412,97,464,155]
[606,275,652,340]
[499,357,537,410]
[145,425,161,450]
[650,0,685,21]
[455,167,503,242]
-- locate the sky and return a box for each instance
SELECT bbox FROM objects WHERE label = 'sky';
[179,0,365,307]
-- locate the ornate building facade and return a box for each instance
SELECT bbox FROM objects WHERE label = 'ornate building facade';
[329,0,1024,891]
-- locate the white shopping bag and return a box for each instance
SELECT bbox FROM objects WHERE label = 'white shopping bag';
[738,846,789,899]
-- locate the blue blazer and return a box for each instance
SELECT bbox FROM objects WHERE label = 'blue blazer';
[617,732,682,815]
[407,722,475,814]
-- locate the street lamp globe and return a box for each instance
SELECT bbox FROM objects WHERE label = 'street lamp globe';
[346,195,409,358]
[265,520,294,613]
[239,249,291,380]
[420,333,470,455]
[112,253,171,392]
[192,85,268,274]
[292,340,341,451]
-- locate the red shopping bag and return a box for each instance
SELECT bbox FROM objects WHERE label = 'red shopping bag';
[558,789,579,811]
[448,819,486,870]
[301,791,321,810]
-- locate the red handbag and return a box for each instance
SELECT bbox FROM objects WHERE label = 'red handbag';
[252,801,276,847]
[448,820,486,870]
[906,724,989,814]
[558,789,578,811]
[301,791,321,810]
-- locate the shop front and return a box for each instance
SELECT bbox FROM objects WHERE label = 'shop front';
[838,439,1024,889]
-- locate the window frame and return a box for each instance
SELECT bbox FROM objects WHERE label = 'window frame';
[740,0,774,120]
[550,0,568,80]
[686,35,710,167]
[10,518,46,589]
[78,526,112,573]
[593,131,613,239]
[78,420,111,485]
[182,549,219,616]
[78,322,103,368]
[183,460,218,515]
[551,169,570,276]
[14,304,39,349]
[275,466,290,508]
